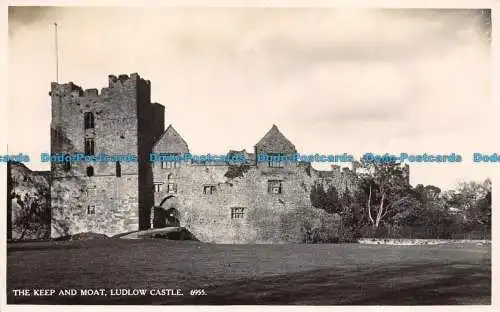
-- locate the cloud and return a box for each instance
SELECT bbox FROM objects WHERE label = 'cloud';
[8,6,53,36]
[7,7,492,189]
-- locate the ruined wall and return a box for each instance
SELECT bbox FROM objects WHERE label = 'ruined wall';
[48,73,363,241]
[152,159,357,243]
[50,73,163,237]
[7,162,51,240]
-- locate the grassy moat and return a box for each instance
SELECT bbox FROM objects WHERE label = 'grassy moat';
[6,239,491,305]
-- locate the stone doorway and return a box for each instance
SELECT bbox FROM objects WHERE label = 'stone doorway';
[152,196,181,228]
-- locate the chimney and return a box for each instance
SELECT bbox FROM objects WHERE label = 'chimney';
[331,164,340,171]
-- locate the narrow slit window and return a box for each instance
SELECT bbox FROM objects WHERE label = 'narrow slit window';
[84,112,95,130]
[86,166,94,177]
[63,154,71,172]
[84,138,95,156]
[116,161,121,177]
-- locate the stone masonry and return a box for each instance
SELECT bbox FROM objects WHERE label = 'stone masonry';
[49,73,373,242]
[50,74,163,237]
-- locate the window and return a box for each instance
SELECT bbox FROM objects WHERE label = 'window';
[116,161,121,177]
[87,205,96,215]
[167,182,177,194]
[268,180,283,194]
[203,185,217,195]
[161,161,179,169]
[87,186,97,197]
[84,138,95,156]
[231,207,245,219]
[86,166,94,177]
[63,154,71,172]
[268,153,284,168]
[84,112,95,129]
[154,183,163,192]
[161,154,179,169]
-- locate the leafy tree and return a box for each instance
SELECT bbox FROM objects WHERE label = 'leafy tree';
[310,184,328,210]
[357,161,412,228]
[341,186,353,210]
[13,191,50,240]
[310,184,342,214]
[467,190,491,227]
[329,186,365,242]
[443,178,491,223]
[391,195,423,227]
[325,186,341,213]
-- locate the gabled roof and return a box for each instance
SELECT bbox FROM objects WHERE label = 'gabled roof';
[255,124,296,154]
[153,125,189,154]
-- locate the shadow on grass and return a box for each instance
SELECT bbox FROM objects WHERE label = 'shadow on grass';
[185,260,491,305]
[7,259,490,305]
[7,244,83,253]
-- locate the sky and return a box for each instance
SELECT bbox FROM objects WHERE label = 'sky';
[7,6,493,190]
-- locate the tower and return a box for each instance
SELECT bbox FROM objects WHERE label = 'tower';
[49,73,164,237]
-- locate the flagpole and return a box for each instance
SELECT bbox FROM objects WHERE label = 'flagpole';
[54,22,59,83]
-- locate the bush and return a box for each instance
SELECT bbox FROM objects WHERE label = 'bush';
[224,164,250,179]
[304,225,340,243]
[338,226,361,243]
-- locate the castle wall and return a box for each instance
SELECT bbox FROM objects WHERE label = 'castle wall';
[152,160,357,243]
[48,73,366,242]
[50,74,162,237]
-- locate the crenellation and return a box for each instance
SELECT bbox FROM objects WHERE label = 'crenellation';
[50,82,84,97]
[108,75,118,85]
[108,73,142,85]
[84,88,99,97]
[48,73,407,243]
[100,87,110,97]
[118,74,130,82]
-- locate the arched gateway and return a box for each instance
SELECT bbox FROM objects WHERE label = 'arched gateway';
[151,196,181,229]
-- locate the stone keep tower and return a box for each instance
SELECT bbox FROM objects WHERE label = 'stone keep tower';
[50,73,165,238]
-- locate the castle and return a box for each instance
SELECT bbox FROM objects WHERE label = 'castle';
[49,73,363,243]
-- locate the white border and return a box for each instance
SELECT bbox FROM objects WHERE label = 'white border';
[1,1,498,311]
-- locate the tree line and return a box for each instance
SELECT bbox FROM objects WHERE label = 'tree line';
[309,162,491,242]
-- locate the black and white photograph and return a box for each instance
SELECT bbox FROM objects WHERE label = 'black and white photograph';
[3,2,494,307]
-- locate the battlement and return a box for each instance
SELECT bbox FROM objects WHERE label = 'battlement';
[49,82,84,97]
[84,88,99,97]
[50,73,154,105]
[108,73,150,88]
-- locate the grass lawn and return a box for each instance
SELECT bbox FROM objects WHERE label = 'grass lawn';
[6,239,491,305]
